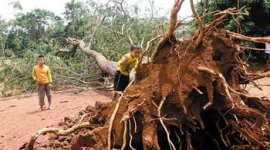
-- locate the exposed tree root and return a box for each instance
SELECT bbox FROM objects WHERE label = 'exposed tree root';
[150,0,184,61]
[21,0,270,150]
[227,30,270,43]
[120,120,128,150]
[107,96,122,150]
[128,119,136,150]
[158,97,176,150]
[24,122,97,150]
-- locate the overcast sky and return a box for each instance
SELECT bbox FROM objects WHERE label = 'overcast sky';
[0,0,194,20]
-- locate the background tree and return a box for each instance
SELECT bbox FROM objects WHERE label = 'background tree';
[6,9,63,52]
[64,0,89,38]
[0,16,8,58]
[0,0,166,96]
[204,0,270,36]
[194,0,270,62]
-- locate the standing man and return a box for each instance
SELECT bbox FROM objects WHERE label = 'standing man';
[32,55,53,111]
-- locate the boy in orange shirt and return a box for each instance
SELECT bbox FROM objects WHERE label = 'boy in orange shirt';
[32,55,53,111]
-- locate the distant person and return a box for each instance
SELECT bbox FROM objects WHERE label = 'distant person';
[265,42,270,66]
[32,55,53,111]
[113,43,141,99]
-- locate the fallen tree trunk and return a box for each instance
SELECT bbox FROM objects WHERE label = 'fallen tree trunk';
[65,37,117,76]
[60,37,154,79]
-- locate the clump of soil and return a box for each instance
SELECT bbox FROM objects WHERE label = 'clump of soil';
[21,28,270,150]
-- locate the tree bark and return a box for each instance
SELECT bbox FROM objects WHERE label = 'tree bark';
[67,37,117,76]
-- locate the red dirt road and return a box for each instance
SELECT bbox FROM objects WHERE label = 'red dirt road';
[0,90,112,150]
[246,77,270,97]
[0,78,269,150]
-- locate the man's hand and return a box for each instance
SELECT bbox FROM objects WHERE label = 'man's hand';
[119,56,129,66]
[124,56,128,62]
[36,79,42,85]
[48,83,52,88]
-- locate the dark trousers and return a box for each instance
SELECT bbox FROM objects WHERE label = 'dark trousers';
[37,83,51,107]
[114,71,129,91]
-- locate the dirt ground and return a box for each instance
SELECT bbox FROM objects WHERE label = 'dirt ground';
[0,77,269,150]
[0,90,112,150]
[245,77,270,97]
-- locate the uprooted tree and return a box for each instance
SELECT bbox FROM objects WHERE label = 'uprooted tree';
[21,0,270,149]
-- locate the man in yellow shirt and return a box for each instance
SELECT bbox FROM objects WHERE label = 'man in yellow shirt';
[113,43,141,99]
[32,55,53,111]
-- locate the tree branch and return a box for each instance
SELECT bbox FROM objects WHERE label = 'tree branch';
[88,15,106,48]
[202,0,206,23]
[112,0,134,45]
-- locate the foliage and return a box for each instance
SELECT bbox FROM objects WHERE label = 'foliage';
[197,0,270,36]
[6,9,63,51]
[0,16,9,57]
[0,0,168,96]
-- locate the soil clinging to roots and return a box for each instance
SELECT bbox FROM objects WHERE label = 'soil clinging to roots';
[21,28,270,150]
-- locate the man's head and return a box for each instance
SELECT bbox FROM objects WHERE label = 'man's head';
[37,55,45,66]
[130,43,141,58]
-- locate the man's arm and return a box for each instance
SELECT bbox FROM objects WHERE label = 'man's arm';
[47,67,53,83]
[32,67,37,81]
[117,55,129,67]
